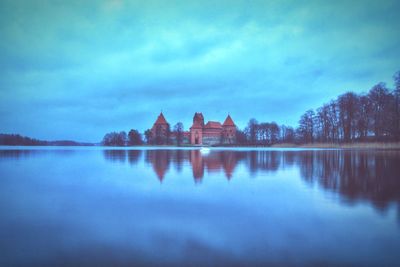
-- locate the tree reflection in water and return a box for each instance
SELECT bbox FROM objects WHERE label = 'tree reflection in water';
[103,149,400,214]
[0,149,75,159]
[103,150,142,165]
[297,150,400,212]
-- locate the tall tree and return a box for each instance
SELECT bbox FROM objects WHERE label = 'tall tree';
[393,71,400,140]
[144,129,153,144]
[337,92,359,142]
[357,95,372,140]
[327,100,340,142]
[269,122,280,144]
[281,125,295,143]
[117,131,127,146]
[245,118,259,144]
[368,83,392,140]
[258,123,268,145]
[236,128,247,144]
[173,122,184,146]
[128,129,143,145]
[298,110,315,143]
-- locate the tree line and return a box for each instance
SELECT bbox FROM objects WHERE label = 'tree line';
[102,130,143,146]
[102,70,400,146]
[0,134,48,146]
[0,134,92,146]
[240,70,400,145]
[296,71,400,143]
[102,122,185,146]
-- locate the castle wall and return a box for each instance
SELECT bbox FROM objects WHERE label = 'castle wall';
[202,135,221,146]
[202,128,222,145]
[190,129,203,145]
[222,126,236,144]
[169,134,190,145]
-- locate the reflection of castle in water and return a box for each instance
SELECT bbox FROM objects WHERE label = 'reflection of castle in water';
[101,149,400,214]
[189,150,242,181]
[144,150,244,183]
[145,150,171,182]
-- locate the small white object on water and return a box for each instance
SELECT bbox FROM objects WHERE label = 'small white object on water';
[200,147,210,154]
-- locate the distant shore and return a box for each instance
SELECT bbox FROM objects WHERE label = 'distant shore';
[270,142,400,149]
[1,142,400,150]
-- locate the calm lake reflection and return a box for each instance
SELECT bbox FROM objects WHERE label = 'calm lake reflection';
[1,147,399,266]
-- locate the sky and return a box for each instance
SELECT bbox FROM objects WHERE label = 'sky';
[0,0,399,142]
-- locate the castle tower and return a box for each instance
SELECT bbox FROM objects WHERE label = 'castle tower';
[151,112,170,145]
[193,112,204,127]
[190,112,204,145]
[222,114,236,144]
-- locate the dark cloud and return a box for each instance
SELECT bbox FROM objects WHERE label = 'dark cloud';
[0,0,399,142]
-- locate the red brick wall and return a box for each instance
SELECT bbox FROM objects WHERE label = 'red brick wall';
[190,128,203,145]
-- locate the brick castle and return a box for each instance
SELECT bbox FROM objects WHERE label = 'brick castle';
[150,112,236,145]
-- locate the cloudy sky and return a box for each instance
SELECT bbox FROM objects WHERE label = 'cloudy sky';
[0,0,399,142]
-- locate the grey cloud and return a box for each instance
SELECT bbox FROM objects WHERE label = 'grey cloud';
[0,0,399,142]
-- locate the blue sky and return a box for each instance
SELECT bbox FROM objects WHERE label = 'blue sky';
[0,0,399,142]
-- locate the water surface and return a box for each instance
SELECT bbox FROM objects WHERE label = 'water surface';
[0,147,399,266]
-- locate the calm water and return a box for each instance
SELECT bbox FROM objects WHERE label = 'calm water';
[0,147,399,266]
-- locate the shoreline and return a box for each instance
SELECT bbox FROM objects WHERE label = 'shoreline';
[270,142,400,149]
[1,142,400,150]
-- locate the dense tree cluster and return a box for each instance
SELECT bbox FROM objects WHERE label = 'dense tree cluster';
[102,129,144,146]
[239,71,400,145]
[128,129,143,145]
[0,134,47,146]
[243,120,281,145]
[102,131,127,146]
[297,72,400,143]
[173,122,184,146]
[0,134,91,146]
[144,129,152,144]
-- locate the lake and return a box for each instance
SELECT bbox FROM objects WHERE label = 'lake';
[0,147,399,266]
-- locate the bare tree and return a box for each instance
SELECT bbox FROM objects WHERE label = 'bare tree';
[298,110,315,143]
[357,95,372,141]
[144,129,152,144]
[173,122,184,146]
[281,125,295,143]
[368,83,392,140]
[338,92,359,142]
[236,128,247,144]
[245,118,259,145]
[393,71,400,140]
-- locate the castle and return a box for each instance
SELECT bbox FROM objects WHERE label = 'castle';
[150,112,236,145]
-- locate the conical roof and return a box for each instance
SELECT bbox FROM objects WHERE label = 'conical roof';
[154,112,168,125]
[223,115,235,126]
